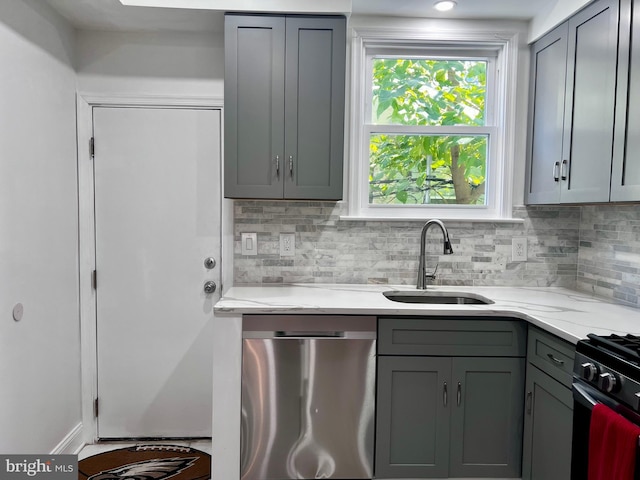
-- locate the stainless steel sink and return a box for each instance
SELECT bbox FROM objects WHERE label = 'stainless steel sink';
[382,291,494,305]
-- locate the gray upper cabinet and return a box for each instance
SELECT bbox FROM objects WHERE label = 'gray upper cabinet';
[526,0,620,204]
[612,0,640,201]
[526,24,568,204]
[224,14,346,200]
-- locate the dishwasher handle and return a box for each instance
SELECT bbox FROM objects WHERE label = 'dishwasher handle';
[275,330,344,338]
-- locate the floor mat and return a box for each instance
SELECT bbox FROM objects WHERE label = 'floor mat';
[78,444,211,480]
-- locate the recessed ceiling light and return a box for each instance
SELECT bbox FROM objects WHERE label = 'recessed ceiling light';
[434,0,457,12]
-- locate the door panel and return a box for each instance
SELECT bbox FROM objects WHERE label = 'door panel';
[450,357,525,477]
[375,356,451,478]
[526,24,568,204]
[522,364,573,480]
[241,338,375,480]
[224,15,285,198]
[284,16,345,200]
[562,0,619,202]
[612,0,640,201]
[93,106,221,438]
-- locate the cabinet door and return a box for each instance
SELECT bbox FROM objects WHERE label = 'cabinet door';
[284,17,345,200]
[525,24,568,204]
[224,15,285,198]
[522,364,573,480]
[561,0,619,203]
[375,356,451,478]
[612,0,640,201]
[449,357,525,478]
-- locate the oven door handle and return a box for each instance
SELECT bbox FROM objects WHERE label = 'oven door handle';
[573,380,620,411]
[573,382,598,410]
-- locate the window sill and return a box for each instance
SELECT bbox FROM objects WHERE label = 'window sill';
[339,215,525,224]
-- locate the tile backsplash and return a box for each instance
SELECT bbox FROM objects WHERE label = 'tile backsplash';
[234,201,580,288]
[577,205,640,307]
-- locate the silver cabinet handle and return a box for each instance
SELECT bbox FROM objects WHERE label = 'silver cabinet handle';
[457,382,462,406]
[275,155,280,176]
[547,353,565,366]
[289,155,293,176]
[443,382,448,407]
[204,281,217,294]
[204,257,216,269]
[526,391,532,414]
[553,161,560,182]
[561,159,568,181]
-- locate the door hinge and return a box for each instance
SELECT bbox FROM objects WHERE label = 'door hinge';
[90,137,95,158]
[94,398,99,418]
[91,270,97,290]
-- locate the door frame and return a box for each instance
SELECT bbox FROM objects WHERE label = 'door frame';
[76,93,228,443]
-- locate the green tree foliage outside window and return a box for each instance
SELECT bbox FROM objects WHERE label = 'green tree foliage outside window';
[369,58,488,205]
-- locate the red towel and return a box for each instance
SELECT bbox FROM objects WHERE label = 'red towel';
[589,403,640,480]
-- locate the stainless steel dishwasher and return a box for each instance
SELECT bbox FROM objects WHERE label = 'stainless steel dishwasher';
[241,315,376,480]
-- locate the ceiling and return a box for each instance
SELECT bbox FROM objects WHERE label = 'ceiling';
[352,0,552,20]
[44,0,551,33]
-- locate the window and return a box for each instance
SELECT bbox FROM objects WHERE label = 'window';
[349,29,519,220]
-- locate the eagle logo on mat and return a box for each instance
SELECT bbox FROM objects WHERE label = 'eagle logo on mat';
[87,456,197,480]
[78,445,210,480]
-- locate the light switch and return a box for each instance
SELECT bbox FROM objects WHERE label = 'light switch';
[241,233,258,256]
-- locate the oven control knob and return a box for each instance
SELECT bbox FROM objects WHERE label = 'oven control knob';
[581,362,599,382]
[599,372,619,393]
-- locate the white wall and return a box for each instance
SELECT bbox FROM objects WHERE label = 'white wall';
[0,0,81,453]
[76,29,234,293]
[529,0,593,42]
[76,29,224,97]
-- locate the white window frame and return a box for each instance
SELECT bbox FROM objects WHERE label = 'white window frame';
[347,27,520,221]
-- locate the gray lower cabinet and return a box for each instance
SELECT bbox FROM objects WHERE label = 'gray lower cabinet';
[521,365,573,480]
[522,327,574,480]
[375,355,525,478]
[224,14,345,200]
[526,0,620,204]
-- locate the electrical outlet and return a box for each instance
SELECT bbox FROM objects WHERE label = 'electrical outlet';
[512,237,527,262]
[241,232,257,256]
[280,233,295,257]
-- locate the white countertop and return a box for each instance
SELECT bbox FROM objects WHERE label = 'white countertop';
[214,284,640,344]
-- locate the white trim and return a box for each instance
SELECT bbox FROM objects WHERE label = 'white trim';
[211,315,242,480]
[77,93,224,442]
[77,93,224,108]
[364,125,496,135]
[339,215,524,223]
[347,26,521,221]
[50,423,84,455]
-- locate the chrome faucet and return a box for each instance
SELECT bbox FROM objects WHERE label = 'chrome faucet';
[417,219,454,289]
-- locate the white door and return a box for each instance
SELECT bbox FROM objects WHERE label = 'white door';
[93,106,221,438]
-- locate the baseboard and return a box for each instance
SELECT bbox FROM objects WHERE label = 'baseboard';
[50,423,84,455]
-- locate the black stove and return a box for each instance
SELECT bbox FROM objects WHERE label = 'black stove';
[574,333,640,411]
[571,334,640,480]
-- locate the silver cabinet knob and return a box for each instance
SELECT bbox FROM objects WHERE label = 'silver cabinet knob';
[204,281,217,294]
[204,257,216,269]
